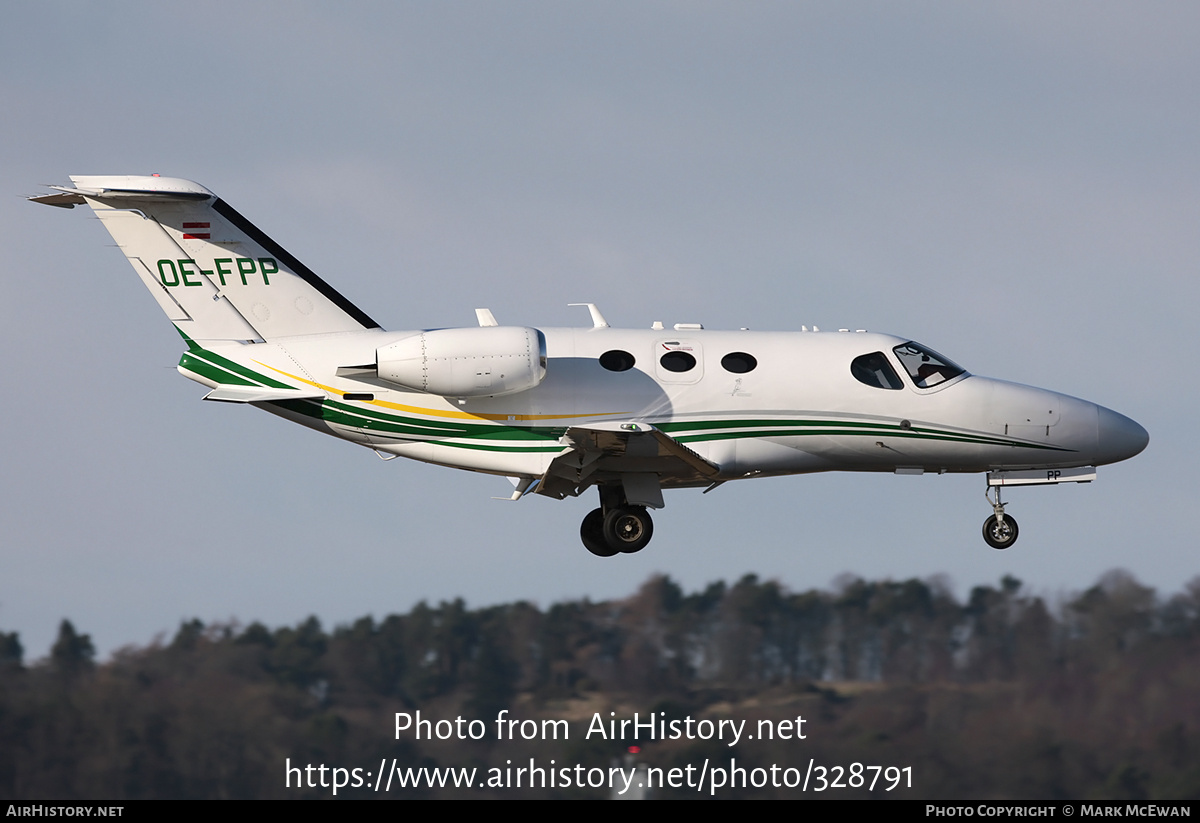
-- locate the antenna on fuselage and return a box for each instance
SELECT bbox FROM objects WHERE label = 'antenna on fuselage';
[568,303,609,328]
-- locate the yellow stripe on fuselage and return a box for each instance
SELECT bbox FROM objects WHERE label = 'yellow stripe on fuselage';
[252,361,625,422]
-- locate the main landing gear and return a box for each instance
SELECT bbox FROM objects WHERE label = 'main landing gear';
[580,489,655,557]
[982,484,1018,550]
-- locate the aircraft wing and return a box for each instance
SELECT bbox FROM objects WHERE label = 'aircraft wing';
[536,422,720,505]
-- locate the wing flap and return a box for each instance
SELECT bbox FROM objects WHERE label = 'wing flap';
[537,422,719,501]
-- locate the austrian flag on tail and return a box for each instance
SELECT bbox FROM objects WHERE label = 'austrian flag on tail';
[182,222,210,240]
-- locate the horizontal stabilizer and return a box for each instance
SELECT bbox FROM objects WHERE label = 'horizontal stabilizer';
[38,178,215,202]
[203,386,325,404]
[28,192,86,209]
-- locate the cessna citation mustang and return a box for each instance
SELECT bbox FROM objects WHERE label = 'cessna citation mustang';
[33,176,1148,556]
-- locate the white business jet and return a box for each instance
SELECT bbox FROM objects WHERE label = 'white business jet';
[32,176,1148,557]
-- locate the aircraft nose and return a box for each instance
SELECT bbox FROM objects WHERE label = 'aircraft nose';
[1094,405,1149,465]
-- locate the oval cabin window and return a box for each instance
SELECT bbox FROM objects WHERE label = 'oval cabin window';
[721,352,757,373]
[599,350,636,372]
[659,351,697,373]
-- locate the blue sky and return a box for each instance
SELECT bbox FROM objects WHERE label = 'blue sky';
[2,2,1195,658]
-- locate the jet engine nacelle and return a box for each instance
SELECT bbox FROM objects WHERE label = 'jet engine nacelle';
[375,326,547,397]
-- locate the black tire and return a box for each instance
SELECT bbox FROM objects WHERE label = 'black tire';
[603,506,654,554]
[982,514,1019,550]
[581,508,617,557]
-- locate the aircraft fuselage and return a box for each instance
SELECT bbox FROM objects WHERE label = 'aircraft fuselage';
[184,326,1146,484]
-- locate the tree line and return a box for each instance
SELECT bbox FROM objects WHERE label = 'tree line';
[2,569,1198,798]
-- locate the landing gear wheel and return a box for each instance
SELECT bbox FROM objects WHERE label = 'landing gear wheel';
[581,508,617,557]
[603,506,654,554]
[982,514,1019,550]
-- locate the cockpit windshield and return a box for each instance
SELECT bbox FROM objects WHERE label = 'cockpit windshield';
[892,342,966,388]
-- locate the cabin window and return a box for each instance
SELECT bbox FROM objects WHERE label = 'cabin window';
[721,352,758,373]
[599,350,636,372]
[892,342,965,388]
[851,352,903,390]
[659,350,697,373]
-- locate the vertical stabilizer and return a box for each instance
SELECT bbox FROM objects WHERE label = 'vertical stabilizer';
[33,175,381,344]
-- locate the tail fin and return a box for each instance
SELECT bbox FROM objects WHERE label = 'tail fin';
[32,175,381,343]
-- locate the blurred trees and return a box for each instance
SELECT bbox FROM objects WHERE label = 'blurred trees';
[2,569,1199,798]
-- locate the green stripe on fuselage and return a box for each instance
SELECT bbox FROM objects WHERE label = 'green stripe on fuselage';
[319,397,565,440]
[269,398,564,452]
[660,418,1070,452]
[269,395,1070,455]
[178,351,259,387]
[173,331,1069,456]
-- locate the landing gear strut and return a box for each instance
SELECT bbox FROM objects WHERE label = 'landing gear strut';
[983,485,1019,550]
[580,488,655,557]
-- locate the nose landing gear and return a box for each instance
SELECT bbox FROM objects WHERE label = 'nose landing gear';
[980,466,1099,549]
[983,485,1019,549]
